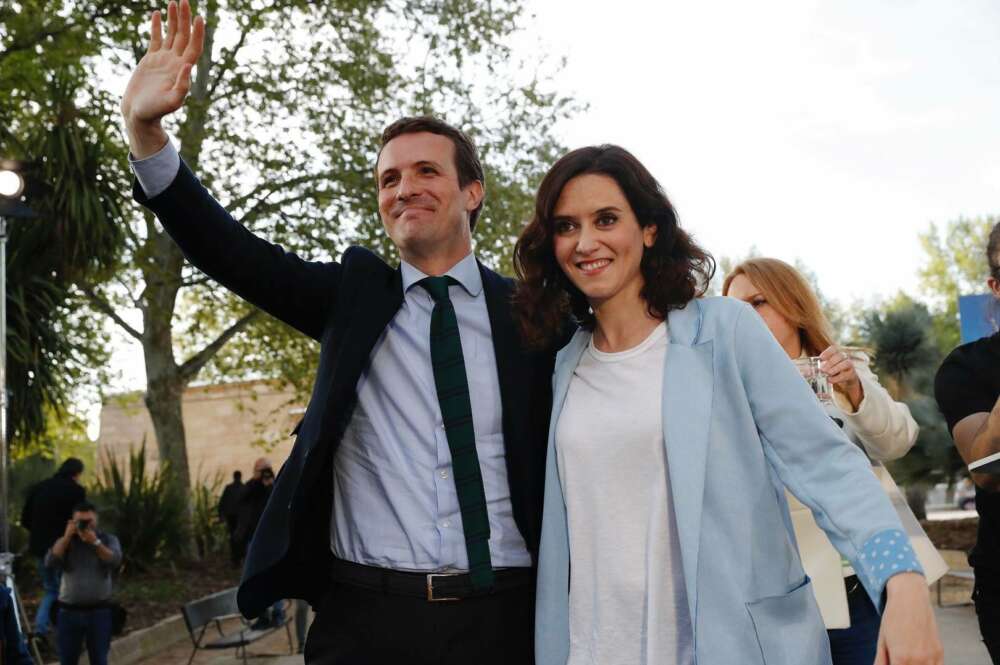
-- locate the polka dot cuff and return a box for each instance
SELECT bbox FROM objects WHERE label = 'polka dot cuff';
[857,528,924,604]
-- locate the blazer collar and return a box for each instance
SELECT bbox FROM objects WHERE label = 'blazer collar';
[666,298,704,347]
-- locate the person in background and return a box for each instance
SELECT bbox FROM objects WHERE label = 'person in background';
[1,584,35,665]
[514,144,942,665]
[723,257,920,665]
[20,458,86,643]
[235,459,284,629]
[45,502,123,665]
[218,470,244,567]
[935,220,1000,663]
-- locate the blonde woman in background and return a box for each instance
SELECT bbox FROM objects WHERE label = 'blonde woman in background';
[723,257,920,665]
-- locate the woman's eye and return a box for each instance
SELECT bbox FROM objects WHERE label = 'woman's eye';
[751,298,766,309]
[596,214,617,226]
[555,221,575,234]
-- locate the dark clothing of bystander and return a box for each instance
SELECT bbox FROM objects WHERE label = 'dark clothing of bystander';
[219,479,244,566]
[1,585,34,665]
[219,479,244,523]
[21,473,86,558]
[56,608,112,665]
[935,330,1000,663]
[235,479,271,558]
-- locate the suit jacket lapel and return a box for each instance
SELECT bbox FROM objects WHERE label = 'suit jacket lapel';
[480,265,517,423]
[664,300,714,630]
[335,264,404,392]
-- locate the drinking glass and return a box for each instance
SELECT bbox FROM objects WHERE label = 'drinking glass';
[793,356,832,404]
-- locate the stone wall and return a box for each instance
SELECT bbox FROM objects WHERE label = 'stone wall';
[97,380,305,484]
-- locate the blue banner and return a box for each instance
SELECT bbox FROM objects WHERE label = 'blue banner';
[959,293,998,343]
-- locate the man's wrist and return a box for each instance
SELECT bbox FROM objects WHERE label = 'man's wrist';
[125,116,169,160]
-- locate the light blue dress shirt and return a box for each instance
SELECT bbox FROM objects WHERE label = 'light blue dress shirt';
[130,140,531,572]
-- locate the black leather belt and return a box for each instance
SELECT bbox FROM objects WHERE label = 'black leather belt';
[330,558,534,602]
[844,574,862,595]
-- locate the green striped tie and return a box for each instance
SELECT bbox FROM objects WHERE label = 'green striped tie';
[418,276,494,590]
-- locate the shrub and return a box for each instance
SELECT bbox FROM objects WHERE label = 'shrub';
[91,441,186,571]
[192,471,227,558]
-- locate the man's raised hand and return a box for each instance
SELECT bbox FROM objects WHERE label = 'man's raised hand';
[121,0,205,158]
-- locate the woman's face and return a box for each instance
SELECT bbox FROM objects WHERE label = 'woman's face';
[726,274,801,358]
[551,173,656,309]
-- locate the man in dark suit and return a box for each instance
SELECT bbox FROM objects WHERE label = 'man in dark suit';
[20,458,86,641]
[120,2,558,663]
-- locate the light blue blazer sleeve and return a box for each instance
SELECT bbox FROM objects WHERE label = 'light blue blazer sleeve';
[731,304,921,610]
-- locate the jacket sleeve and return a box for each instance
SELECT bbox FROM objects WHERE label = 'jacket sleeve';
[733,305,922,613]
[833,358,918,461]
[132,160,342,342]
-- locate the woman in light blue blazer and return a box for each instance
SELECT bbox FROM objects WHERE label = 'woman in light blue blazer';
[512,145,942,665]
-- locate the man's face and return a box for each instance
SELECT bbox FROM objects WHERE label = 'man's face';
[73,510,97,532]
[376,132,482,266]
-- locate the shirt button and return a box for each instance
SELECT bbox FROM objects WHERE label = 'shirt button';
[442,520,451,528]
[440,470,449,479]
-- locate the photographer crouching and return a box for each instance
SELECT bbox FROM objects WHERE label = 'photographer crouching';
[44,502,123,665]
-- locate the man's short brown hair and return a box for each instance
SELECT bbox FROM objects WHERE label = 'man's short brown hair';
[377,116,486,230]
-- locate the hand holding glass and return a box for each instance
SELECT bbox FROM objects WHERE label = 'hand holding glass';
[793,357,832,404]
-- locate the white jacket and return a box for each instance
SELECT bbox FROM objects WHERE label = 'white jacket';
[788,354,919,629]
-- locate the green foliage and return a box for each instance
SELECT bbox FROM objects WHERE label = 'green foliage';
[1,5,129,446]
[861,297,939,397]
[192,471,226,558]
[918,216,995,353]
[887,395,965,488]
[858,295,965,486]
[91,442,187,570]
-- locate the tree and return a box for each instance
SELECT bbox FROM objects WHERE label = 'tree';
[861,295,965,516]
[82,0,578,515]
[918,216,995,353]
[1,4,129,446]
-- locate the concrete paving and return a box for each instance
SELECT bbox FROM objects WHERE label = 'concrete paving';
[134,598,990,665]
[937,604,992,664]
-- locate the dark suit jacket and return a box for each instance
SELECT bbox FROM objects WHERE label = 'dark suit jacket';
[21,474,86,557]
[135,162,558,618]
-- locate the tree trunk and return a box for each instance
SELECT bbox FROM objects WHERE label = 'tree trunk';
[905,485,928,521]
[140,225,193,517]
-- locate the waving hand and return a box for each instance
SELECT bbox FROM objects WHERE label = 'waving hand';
[122,0,205,158]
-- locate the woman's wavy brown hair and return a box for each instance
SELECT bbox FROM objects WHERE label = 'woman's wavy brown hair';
[512,145,715,349]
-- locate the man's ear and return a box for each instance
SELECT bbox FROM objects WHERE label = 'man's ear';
[464,180,484,214]
[989,276,1000,298]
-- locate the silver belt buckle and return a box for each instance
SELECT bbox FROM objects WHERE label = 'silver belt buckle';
[426,573,462,602]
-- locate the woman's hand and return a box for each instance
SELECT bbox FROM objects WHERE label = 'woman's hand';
[875,572,944,665]
[819,345,864,411]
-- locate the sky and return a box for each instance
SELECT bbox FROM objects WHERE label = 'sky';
[523,0,999,300]
[92,0,999,433]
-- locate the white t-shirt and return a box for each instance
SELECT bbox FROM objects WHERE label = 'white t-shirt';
[555,322,694,665]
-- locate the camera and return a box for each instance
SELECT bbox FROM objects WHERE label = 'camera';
[260,468,275,481]
[76,519,92,531]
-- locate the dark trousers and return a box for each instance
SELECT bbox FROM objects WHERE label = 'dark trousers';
[57,607,112,665]
[974,583,1000,664]
[224,516,242,567]
[827,579,880,665]
[304,581,534,665]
